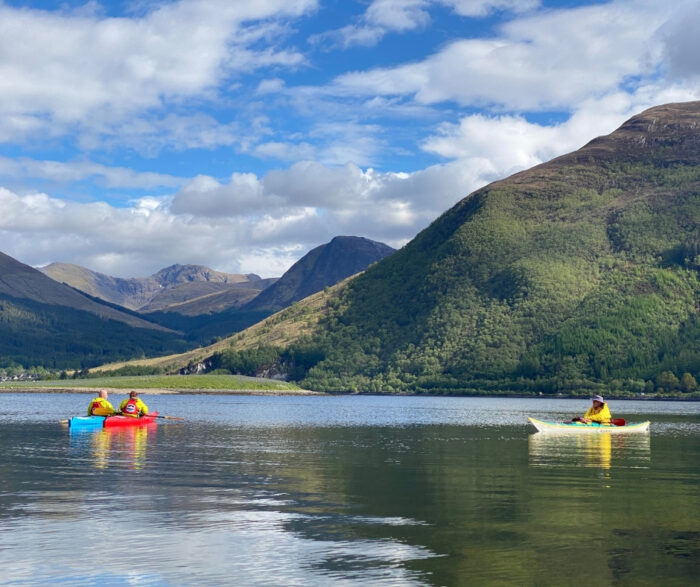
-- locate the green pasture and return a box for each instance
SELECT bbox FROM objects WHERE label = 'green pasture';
[0,374,303,392]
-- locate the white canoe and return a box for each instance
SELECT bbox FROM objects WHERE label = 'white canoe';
[528,417,650,434]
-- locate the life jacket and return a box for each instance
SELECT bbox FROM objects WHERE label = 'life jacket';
[89,399,103,415]
[122,398,140,417]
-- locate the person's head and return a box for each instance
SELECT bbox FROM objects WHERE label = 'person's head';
[99,389,108,399]
[129,390,138,399]
[591,394,604,407]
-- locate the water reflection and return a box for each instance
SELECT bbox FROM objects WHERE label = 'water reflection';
[529,432,651,469]
[1,395,698,586]
[69,424,156,470]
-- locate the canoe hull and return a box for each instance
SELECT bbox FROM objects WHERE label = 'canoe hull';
[68,412,158,429]
[528,417,650,434]
[104,412,158,427]
[68,416,106,430]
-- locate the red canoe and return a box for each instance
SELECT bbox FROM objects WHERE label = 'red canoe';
[103,412,159,427]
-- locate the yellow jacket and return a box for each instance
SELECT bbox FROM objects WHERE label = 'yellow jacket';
[119,397,149,417]
[584,403,612,424]
[87,397,115,416]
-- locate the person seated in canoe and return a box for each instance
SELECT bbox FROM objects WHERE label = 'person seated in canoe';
[573,395,612,425]
[87,389,115,416]
[119,391,149,418]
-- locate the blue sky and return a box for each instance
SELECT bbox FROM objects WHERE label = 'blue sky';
[0,0,698,277]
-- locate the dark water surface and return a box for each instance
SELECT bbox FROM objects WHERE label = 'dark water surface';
[1,394,698,585]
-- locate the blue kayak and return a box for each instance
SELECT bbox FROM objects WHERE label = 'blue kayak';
[68,416,106,430]
[67,413,159,429]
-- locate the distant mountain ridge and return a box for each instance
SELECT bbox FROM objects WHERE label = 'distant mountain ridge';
[245,236,395,312]
[1,252,170,331]
[0,251,190,369]
[40,262,275,313]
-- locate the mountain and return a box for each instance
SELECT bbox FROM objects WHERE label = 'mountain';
[245,236,395,312]
[40,262,274,313]
[138,282,262,314]
[206,102,700,394]
[0,252,190,369]
[0,252,174,331]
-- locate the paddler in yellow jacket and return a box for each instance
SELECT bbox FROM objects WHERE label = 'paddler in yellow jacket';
[574,395,612,425]
[87,389,115,416]
[119,391,149,418]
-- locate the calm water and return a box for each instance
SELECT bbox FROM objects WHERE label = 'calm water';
[1,394,698,586]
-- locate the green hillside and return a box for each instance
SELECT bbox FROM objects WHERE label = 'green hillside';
[0,295,191,370]
[0,253,193,370]
[213,102,699,395]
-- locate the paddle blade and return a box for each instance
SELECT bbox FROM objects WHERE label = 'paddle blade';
[611,418,626,426]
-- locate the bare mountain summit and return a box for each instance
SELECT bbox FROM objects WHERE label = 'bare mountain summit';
[40,262,275,313]
[245,236,395,313]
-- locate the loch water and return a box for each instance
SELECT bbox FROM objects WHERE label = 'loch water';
[1,394,698,586]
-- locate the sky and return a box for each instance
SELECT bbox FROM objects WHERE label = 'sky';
[0,0,698,278]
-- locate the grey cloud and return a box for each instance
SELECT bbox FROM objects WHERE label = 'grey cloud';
[171,173,284,217]
[263,162,373,207]
[658,2,700,79]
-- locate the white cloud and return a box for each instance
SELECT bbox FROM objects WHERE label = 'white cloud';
[421,83,700,186]
[0,156,184,189]
[253,141,317,161]
[332,1,670,110]
[365,0,431,31]
[0,185,313,277]
[0,153,475,276]
[78,113,244,156]
[310,24,385,49]
[249,120,384,167]
[441,0,539,17]
[170,159,477,245]
[171,173,274,216]
[263,162,375,208]
[0,0,317,145]
[256,78,286,95]
[312,0,539,48]
[309,1,429,49]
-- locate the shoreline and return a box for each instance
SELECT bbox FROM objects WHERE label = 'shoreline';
[1,387,698,401]
[0,387,325,396]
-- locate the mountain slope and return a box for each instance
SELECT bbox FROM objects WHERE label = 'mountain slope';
[245,236,395,312]
[1,252,172,331]
[220,101,700,394]
[40,262,271,312]
[139,282,262,314]
[0,252,190,369]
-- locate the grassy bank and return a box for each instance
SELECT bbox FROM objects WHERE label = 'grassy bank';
[0,374,313,394]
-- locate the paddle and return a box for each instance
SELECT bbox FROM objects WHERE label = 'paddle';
[112,411,184,420]
[61,414,184,423]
